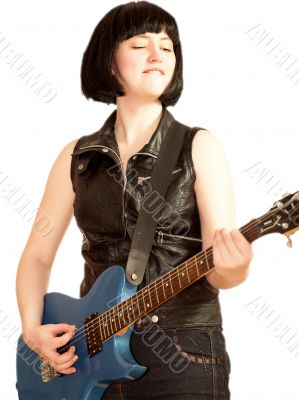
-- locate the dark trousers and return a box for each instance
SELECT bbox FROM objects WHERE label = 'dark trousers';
[102,324,231,399]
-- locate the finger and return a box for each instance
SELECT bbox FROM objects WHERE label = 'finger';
[59,366,77,375]
[212,230,221,265]
[54,354,78,373]
[220,229,253,267]
[54,329,76,347]
[213,229,228,267]
[213,229,232,265]
[220,228,244,259]
[49,323,76,335]
[41,350,58,367]
[55,346,76,364]
[231,229,253,257]
[45,348,78,371]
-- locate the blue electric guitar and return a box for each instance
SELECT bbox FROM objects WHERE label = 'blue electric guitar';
[16,191,299,399]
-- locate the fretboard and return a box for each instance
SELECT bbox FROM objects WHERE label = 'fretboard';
[92,219,258,343]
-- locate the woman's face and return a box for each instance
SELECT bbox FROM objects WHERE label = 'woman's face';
[112,31,176,101]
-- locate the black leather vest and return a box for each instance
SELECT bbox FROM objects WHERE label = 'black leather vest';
[70,106,222,329]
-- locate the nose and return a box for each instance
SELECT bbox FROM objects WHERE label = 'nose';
[148,44,163,62]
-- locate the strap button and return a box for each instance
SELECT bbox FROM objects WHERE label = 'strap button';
[151,315,159,323]
[131,273,138,281]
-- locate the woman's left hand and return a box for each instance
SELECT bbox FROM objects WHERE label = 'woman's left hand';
[212,228,253,285]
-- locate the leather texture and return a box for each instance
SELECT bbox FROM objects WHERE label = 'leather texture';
[70,106,222,328]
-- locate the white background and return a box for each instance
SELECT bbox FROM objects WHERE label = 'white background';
[1,0,299,398]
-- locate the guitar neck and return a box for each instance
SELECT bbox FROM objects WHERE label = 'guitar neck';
[98,219,258,341]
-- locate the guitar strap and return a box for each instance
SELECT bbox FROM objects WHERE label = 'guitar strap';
[126,119,194,285]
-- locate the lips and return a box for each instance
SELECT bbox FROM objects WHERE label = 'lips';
[143,68,165,75]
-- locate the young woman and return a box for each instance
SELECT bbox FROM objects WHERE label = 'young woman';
[16,1,253,399]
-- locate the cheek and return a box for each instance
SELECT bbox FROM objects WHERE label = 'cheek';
[116,54,141,80]
[169,56,176,73]
[164,59,176,84]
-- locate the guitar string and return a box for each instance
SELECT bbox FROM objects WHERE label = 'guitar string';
[55,205,285,354]
[58,246,216,353]
[59,254,211,353]
[75,212,266,339]
[58,207,282,353]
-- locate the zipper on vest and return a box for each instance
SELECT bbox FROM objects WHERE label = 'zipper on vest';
[135,151,158,158]
[157,231,164,244]
[156,230,202,244]
[137,167,181,186]
[137,176,151,185]
[122,160,130,236]
[77,144,121,164]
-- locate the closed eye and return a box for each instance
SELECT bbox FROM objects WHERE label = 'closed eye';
[132,46,172,52]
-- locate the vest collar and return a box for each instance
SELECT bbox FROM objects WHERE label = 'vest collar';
[77,106,175,158]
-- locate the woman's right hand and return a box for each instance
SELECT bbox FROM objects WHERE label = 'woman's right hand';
[22,323,78,375]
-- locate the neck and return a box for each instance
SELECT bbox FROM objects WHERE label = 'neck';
[114,98,164,147]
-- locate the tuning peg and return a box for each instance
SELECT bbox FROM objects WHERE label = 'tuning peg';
[286,235,293,248]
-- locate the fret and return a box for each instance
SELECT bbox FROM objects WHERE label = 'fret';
[106,309,112,337]
[98,316,103,341]
[144,288,151,310]
[130,295,136,319]
[185,263,191,283]
[147,285,153,308]
[114,306,121,331]
[177,268,182,289]
[164,273,172,296]
[161,275,166,299]
[141,288,147,313]
[109,308,115,335]
[169,273,174,294]
[154,280,159,304]
[110,310,116,334]
[124,299,131,323]
[194,256,200,277]
[108,308,115,334]
[120,301,126,327]
[136,294,141,318]
[103,313,109,337]
[199,256,204,271]
[204,249,210,270]
[96,317,102,342]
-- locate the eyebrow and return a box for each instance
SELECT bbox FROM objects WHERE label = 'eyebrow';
[134,34,171,41]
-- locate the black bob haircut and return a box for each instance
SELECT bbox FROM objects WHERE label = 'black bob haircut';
[80,1,183,107]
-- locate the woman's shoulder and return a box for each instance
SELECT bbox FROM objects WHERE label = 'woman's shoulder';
[192,128,224,155]
[56,138,80,156]
[191,128,230,177]
[65,138,79,153]
[52,139,79,171]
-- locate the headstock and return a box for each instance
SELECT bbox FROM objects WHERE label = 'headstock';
[257,191,299,242]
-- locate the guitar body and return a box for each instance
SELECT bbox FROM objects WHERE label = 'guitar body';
[16,265,147,400]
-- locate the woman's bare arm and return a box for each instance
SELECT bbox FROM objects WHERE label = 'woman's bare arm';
[15,138,79,374]
[192,130,253,289]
